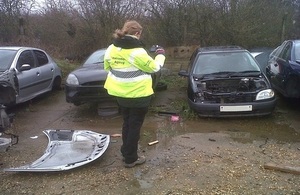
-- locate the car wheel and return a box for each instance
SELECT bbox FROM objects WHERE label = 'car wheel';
[155,81,167,91]
[52,77,62,91]
[97,100,119,117]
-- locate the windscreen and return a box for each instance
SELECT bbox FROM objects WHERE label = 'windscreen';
[0,50,17,71]
[193,51,261,75]
[83,49,106,65]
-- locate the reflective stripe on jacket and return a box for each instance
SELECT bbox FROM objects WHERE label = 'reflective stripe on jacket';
[104,44,165,98]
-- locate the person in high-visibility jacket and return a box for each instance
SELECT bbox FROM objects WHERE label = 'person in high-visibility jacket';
[104,20,165,168]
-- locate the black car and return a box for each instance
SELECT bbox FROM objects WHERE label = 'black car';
[266,40,300,98]
[65,48,163,106]
[178,46,276,117]
[65,49,110,106]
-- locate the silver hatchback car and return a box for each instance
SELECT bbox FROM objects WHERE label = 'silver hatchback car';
[0,47,62,106]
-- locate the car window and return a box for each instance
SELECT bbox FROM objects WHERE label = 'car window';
[83,49,106,65]
[279,42,291,60]
[186,50,198,72]
[33,50,49,66]
[269,47,278,59]
[270,44,284,59]
[193,51,260,74]
[0,49,17,71]
[17,50,35,69]
[295,42,300,61]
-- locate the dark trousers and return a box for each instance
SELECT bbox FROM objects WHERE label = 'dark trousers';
[120,106,148,164]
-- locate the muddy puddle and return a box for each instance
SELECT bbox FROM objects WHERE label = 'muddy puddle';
[8,89,299,146]
[2,89,300,194]
[57,100,300,157]
[139,113,299,148]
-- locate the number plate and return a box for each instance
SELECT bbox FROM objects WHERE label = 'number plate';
[220,105,252,112]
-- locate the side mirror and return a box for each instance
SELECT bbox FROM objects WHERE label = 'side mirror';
[19,64,31,71]
[178,70,189,77]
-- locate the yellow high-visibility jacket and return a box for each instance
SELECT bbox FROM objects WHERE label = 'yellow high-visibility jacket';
[104,41,165,98]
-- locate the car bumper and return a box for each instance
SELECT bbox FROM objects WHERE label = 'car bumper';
[65,84,114,105]
[189,98,276,117]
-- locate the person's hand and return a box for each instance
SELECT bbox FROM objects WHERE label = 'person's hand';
[155,47,165,55]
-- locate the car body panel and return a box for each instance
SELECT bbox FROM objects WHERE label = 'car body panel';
[71,64,107,84]
[250,48,274,74]
[4,129,110,172]
[266,40,300,98]
[17,67,44,102]
[65,64,110,104]
[0,47,62,105]
[179,46,276,117]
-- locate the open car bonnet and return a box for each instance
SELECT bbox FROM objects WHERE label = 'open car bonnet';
[4,129,110,172]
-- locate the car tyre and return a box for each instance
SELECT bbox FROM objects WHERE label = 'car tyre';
[52,77,62,91]
[155,81,167,91]
[97,101,119,117]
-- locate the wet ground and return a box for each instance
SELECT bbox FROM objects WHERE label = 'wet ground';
[1,68,300,194]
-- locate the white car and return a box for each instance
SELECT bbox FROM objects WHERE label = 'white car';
[0,47,62,106]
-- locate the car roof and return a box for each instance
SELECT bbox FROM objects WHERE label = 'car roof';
[292,40,300,45]
[195,46,246,54]
[281,40,300,45]
[0,46,42,51]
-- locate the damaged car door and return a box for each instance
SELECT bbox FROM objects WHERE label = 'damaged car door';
[15,50,41,102]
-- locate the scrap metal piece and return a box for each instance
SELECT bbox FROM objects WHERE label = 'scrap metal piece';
[4,129,110,172]
[148,140,159,146]
[0,105,10,132]
[0,137,11,152]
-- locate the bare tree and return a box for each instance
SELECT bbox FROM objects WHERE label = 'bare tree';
[0,0,24,43]
[1,0,299,59]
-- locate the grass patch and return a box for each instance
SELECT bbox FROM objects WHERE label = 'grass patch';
[170,99,198,120]
[55,59,80,79]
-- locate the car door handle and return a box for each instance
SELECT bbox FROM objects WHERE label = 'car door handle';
[36,72,40,76]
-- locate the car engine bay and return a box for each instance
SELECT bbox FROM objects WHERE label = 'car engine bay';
[195,77,269,103]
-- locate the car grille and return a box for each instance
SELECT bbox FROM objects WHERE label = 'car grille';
[203,92,256,103]
[197,78,266,103]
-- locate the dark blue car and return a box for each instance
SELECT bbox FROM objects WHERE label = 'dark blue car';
[266,40,300,98]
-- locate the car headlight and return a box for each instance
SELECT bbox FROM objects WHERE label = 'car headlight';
[256,89,275,100]
[66,74,79,85]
